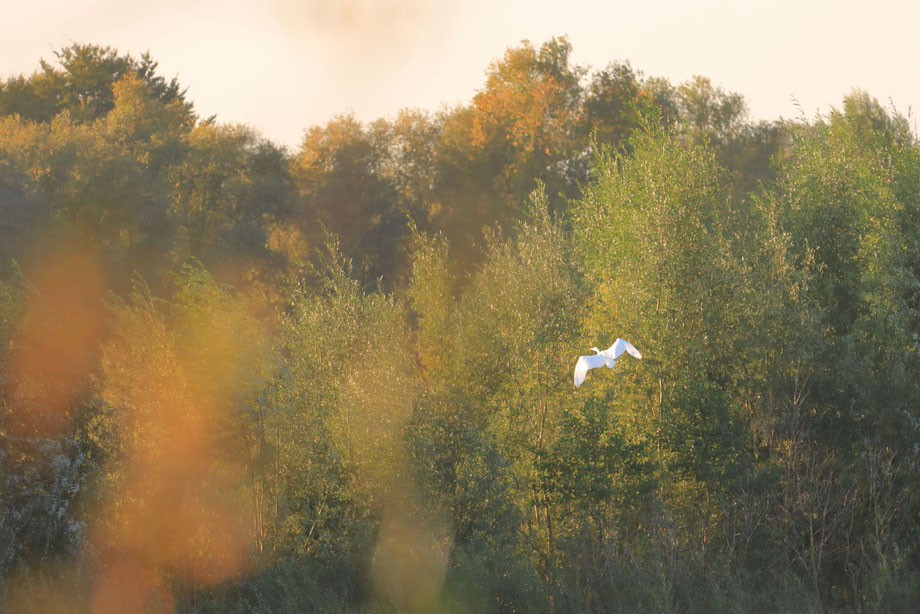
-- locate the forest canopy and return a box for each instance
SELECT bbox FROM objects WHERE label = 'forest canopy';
[1,39,918,613]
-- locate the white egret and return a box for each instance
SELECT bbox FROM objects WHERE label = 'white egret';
[573,338,642,386]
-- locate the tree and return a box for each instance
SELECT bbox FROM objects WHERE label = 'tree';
[674,76,747,146]
[93,265,270,607]
[264,239,427,603]
[291,114,410,287]
[584,61,649,150]
[445,189,586,586]
[169,121,295,287]
[434,37,586,264]
[773,101,920,606]
[571,123,797,605]
[0,44,193,124]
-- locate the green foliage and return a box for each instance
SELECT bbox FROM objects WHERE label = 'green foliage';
[259,238,424,611]
[584,62,648,149]
[2,39,920,614]
[407,225,453,383]
[0,437,88,576]
[292,114,414,288]
[0,44,193,124]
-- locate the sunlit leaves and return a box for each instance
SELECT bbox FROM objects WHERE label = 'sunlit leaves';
[0,44,192,124]
[96,264,270,597]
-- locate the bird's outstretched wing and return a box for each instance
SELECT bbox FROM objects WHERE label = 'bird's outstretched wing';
[606,338,642,360]
[574,354,608,386]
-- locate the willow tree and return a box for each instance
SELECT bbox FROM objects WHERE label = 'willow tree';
[571,123,795,607]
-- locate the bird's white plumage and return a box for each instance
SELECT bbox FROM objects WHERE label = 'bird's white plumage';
[573,338,642,386]
[606,338,642,360]
[574,353,608,387]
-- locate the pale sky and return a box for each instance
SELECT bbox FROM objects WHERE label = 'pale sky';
[2,0,918,149]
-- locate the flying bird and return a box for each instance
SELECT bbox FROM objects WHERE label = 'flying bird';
[573,338,642,387]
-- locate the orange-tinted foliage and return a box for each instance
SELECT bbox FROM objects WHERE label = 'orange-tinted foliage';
[86,276,265,608]
[6,241,106,437]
